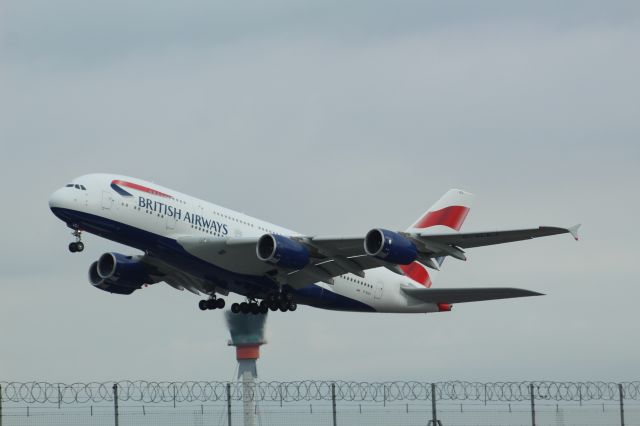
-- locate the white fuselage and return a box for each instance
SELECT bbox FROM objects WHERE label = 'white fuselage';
[49,173,440,313]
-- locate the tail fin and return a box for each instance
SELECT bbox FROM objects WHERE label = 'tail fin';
[406,189,474,233]
[400,189,474,288]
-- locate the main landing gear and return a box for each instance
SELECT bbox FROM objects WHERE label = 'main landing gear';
[266,292,297,312]
[230,293,297,315]
[68,230,84,253]
[198,296,226,311]
[231,299,269,315]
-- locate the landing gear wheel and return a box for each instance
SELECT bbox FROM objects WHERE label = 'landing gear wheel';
[69,230,84,253]
[216,298,225,309]
[231,303,240,314]
[250,304,260,315]
[240,302,249,314]
[288,302,297,312]
[198,300,208,311]
[205,299,217,310]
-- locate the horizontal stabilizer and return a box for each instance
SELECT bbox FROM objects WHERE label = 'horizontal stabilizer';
[401,286,543,303]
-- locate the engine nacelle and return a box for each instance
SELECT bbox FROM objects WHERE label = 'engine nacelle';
[88,261,140,295]
[88,253,150,295]
[97,252,149,283]
[256,234,310,270]
[364,228,418,265]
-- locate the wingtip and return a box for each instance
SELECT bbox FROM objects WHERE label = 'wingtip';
[568,224,581,241]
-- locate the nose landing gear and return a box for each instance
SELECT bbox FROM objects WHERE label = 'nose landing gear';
[198,296,225,311]
[68,230,84,253]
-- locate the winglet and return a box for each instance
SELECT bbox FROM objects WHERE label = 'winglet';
[568,224,581,241]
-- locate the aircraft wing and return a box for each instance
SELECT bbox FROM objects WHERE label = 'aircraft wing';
[401,286,544,303]
[178,224,579,289]
[177,235,385,289]
[141,254,216,295]
[414,225,580,250]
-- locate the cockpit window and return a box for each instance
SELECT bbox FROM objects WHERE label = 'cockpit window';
[66,184,87,190]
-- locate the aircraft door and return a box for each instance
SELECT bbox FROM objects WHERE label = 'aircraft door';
[166,214,177,230]
[374,279,384,300]
[101,191,113,210]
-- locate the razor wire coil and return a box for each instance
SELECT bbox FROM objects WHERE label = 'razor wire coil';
[1,381,638,404]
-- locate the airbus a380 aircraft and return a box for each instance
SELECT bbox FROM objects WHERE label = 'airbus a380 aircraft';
[49,174,579,315]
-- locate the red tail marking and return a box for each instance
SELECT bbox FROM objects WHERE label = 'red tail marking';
[413,205,470,231]
[399,262,432,288]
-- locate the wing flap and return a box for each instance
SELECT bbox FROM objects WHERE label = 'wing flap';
[401,286,543,303]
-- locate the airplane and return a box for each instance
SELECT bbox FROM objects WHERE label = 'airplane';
[49,174,579,315]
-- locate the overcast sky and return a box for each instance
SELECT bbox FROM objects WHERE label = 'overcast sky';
[1,1,639,383]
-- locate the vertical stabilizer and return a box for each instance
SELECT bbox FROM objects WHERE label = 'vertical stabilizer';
[401,189,474,287]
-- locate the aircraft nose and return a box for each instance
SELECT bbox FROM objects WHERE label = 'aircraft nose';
[49,188,66,210]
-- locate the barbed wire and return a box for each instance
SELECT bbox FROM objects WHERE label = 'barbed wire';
[1,381,638,404]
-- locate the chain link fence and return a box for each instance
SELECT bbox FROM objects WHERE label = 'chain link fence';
[1,381,638,425]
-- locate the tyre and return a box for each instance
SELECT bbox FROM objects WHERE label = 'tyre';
[75,242,84,252]
[231,303,240,314]
[206,299,217,309]
[260,303,268,314]
[250,304,260,315]
[288,302,297,312]
[216,298,225,309]
[240,302,249,314]
[198,300,207,311]
[68,243,77,253]
[268,302,278,311]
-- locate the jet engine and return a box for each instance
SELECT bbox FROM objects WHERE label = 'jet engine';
[256,234,310,270]
[364,228,417,265]
[88,253,150,294]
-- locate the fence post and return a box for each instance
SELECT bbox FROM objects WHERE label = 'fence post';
[530,383,535,426]
[226,383,232,426]
[383,385,387,407]
[431,383,438,425]
[332,382,337,426]
[113,383,119,426]
[619,383,625,426]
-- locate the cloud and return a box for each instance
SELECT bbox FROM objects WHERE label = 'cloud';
[0,1,639,381]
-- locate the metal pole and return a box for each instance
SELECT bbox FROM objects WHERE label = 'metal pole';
[227,383,232,426]
[383,385,387,407]
[332,382,337,426]
[113,383,119,426]
[431,383,438,425]
[530,383,535,426]
[619,383,625,426]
